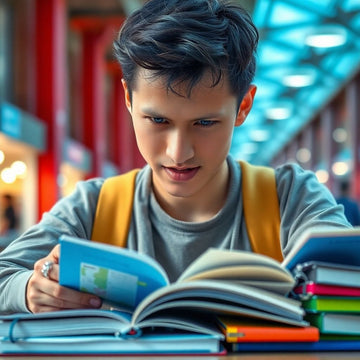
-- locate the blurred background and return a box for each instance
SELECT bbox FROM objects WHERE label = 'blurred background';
[0,0,360,235]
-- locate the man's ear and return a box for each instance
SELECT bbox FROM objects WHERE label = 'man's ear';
[121,79,132,113]
[235,84,257,126]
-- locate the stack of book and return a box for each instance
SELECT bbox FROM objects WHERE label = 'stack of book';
[1,228,360,355]
[293,260,360,350]
[219,227,360,352]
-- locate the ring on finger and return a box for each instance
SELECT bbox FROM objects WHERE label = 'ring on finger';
[41,261,54,279]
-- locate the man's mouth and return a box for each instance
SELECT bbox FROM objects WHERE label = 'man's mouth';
[163,166,200,181]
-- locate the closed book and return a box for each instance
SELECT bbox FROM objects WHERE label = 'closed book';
[217,316,319,343]
[306,312,360,335]
[0,331,224,355]
[228,340,360,352]
[282,227,360,272]
[294,282,360,298]
[302,296,360,313]
[293,261,360,288]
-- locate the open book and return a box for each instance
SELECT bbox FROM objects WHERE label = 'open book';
[56,235,305,333]
[0,234,307,345]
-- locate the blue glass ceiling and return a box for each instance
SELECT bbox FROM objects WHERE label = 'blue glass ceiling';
[230,0,360,165]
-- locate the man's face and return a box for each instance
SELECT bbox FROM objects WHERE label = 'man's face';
[123,70,255,206]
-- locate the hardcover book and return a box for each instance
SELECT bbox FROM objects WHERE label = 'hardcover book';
[294,282,360,298]
[216,316,319,343]
[306,312,360,335]
[0,331,224,355]
[228,340,360,352]
[281,227,360,271]
[302,296,360,313]
[293,261,360,288]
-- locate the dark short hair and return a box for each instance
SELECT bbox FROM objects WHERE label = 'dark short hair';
[113,0,258,103]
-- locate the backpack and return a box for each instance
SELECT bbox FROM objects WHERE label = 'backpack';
[91,161,283,261]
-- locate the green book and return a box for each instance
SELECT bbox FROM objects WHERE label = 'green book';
[302,296,360,312]
[306,312,360,335]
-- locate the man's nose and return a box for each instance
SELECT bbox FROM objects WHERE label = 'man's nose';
[166,129,195,164]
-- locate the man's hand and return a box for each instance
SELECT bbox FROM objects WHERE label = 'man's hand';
[26,244,102,313]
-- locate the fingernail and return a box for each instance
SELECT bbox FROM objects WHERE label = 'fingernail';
[89,297,101,307]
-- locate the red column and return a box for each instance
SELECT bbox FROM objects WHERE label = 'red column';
[107,69,122,168]
[108,63,145,173]
[117,80,145,172]
[71,15,144,176]
[69,16,125,178]
[81,30,108,178]
[35,0,67,219]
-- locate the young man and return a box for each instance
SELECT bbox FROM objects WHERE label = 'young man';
[0,0,350,315]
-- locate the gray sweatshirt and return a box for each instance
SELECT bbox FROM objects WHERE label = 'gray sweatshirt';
[0,156,350,314]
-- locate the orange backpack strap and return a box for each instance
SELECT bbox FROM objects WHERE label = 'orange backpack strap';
[91,169,140,247]
[239,161,283,261]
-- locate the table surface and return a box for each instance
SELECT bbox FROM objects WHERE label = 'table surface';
[2,353,360,360]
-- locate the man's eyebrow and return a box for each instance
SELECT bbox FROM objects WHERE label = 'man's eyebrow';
[141,107,224,120]
[141,108,165,118]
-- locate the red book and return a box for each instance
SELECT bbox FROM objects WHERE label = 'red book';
[294,282,360,297]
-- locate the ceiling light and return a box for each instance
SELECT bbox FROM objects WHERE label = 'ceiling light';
[249,129,270,142]
[1,167,16,184]
[332,161,349,176]
[266,103,292,120]
[282,68,316,88]
[11,160,27,178]
[296,148,311,163]
[332,128,347,143]
[305,25,347,48]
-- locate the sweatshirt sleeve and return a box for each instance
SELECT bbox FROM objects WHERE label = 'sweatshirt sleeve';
[276,163,352,257]
[0,177,104,314]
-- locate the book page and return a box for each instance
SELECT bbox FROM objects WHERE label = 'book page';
[181,266,294,295]
[177,248,290,284]
[132,280,305,329]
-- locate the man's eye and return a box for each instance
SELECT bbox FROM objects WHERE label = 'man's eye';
[148,117,165,124]
[197,120,216,127]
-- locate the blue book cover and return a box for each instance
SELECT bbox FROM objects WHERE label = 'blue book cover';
[229,340,360,352]
[282,228,360,272]
[59,235,169,309]
[0,332,225,355]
